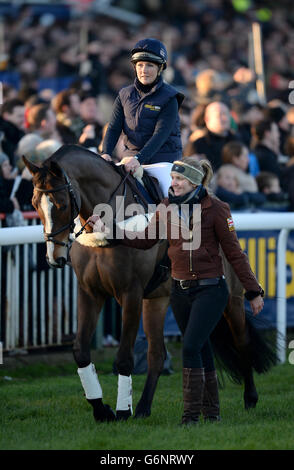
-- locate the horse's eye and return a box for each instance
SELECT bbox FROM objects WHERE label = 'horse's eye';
[59,205,67,212]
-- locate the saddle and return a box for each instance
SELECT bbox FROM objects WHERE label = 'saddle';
[111,162,170,296]
[110,162,164,210]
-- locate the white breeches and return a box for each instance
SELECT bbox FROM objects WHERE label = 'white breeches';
[142,162,173,197]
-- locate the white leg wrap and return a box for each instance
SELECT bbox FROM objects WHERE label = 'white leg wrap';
[77,363,102,400]
[116,374,133,413]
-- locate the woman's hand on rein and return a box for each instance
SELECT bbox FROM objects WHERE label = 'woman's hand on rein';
[87,215,110,234]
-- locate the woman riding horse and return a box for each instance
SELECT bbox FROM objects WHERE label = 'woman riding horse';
[101,37,184,197]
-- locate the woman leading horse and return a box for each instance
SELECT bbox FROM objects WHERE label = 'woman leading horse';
[88,157,264,424]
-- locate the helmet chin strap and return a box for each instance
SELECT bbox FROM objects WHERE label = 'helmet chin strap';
[158,64,164,75]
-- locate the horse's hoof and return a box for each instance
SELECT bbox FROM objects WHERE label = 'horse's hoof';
[87,398,116,422]
[134,406,151,419]
[103,404,117,422]
[245,400,257,410]
[116,409,132,421]
[204,415,221,423]
[244,392,258,410]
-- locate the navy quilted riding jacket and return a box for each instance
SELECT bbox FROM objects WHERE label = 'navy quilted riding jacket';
[102,76,184,164]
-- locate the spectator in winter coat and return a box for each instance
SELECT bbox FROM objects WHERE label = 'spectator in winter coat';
[266,105,290,155]
[0,152,20,214]
[0,98,25,166]
[251,118,282,180]
[78,91,104,151]
[26,103,75,144]
[52,89,84,140]
[190,101,239,171]
[214,164,266,210]
[0,151,33,214]
[280,137,294,210]
[256,171,289,208]
[221,141,259,193]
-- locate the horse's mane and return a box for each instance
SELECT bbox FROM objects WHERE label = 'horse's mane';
[46,144,104,165]
[34,144,120,188]
[32,145,104,186]
[40,144,114,175]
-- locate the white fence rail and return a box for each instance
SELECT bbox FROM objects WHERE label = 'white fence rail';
[231,212,294,363]
[0,217,77,352]
[1,212,294,362]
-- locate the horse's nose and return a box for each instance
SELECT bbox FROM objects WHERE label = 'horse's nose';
[55,257,66,268]
[46,255,66,269]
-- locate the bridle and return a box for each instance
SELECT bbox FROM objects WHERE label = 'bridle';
[34,167,80,248]
[34,161,146,249]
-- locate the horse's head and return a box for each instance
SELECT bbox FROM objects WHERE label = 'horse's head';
[23,156,80,269]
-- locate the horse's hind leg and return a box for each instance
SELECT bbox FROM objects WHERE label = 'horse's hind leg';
[134,295,170,418]
[73,286,116,422]
[224,295,258,409]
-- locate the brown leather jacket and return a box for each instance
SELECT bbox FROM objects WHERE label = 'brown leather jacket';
[116,193,262,295]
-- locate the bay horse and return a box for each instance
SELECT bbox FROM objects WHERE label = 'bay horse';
[23,144,276,422]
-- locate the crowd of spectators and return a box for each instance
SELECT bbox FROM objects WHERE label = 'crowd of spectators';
[0,0,294,218]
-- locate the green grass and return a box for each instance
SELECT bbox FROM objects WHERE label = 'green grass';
[0,343,293,450]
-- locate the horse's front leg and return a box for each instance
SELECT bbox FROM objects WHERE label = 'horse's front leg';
[73,286,116,422]
[114,289,143,421]
[135,295,170,418]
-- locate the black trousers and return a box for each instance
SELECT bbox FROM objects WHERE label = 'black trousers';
[170,278,229,370]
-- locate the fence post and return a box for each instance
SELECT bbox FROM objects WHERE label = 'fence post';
[277,228,289,363]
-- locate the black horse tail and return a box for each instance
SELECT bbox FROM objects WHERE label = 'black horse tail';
[210,310,280,385]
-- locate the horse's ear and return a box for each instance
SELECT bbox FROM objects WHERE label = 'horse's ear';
[22,155,40,175]
[48,160,63,178]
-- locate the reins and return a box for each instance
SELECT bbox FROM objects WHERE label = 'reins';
[74,164,130,238]
[109,163,151,210]
[75,170,130,238]
[35,158,151,244]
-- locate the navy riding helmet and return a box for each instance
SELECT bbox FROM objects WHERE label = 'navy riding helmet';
[131,38,168,69]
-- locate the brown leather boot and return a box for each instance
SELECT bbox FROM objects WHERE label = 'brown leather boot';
[202,370,221,422]
[182,368,205,425]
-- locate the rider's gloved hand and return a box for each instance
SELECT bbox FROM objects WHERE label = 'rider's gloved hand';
[101,154,113,162]
[121,157,140,173]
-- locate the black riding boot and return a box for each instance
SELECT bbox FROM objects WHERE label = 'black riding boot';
[182,367,205,425]
[202,370,221,422]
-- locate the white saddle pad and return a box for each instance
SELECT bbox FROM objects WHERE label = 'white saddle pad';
[73,213,155,247]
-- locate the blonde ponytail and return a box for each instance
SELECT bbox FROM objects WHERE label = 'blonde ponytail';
[199,159,213,188]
